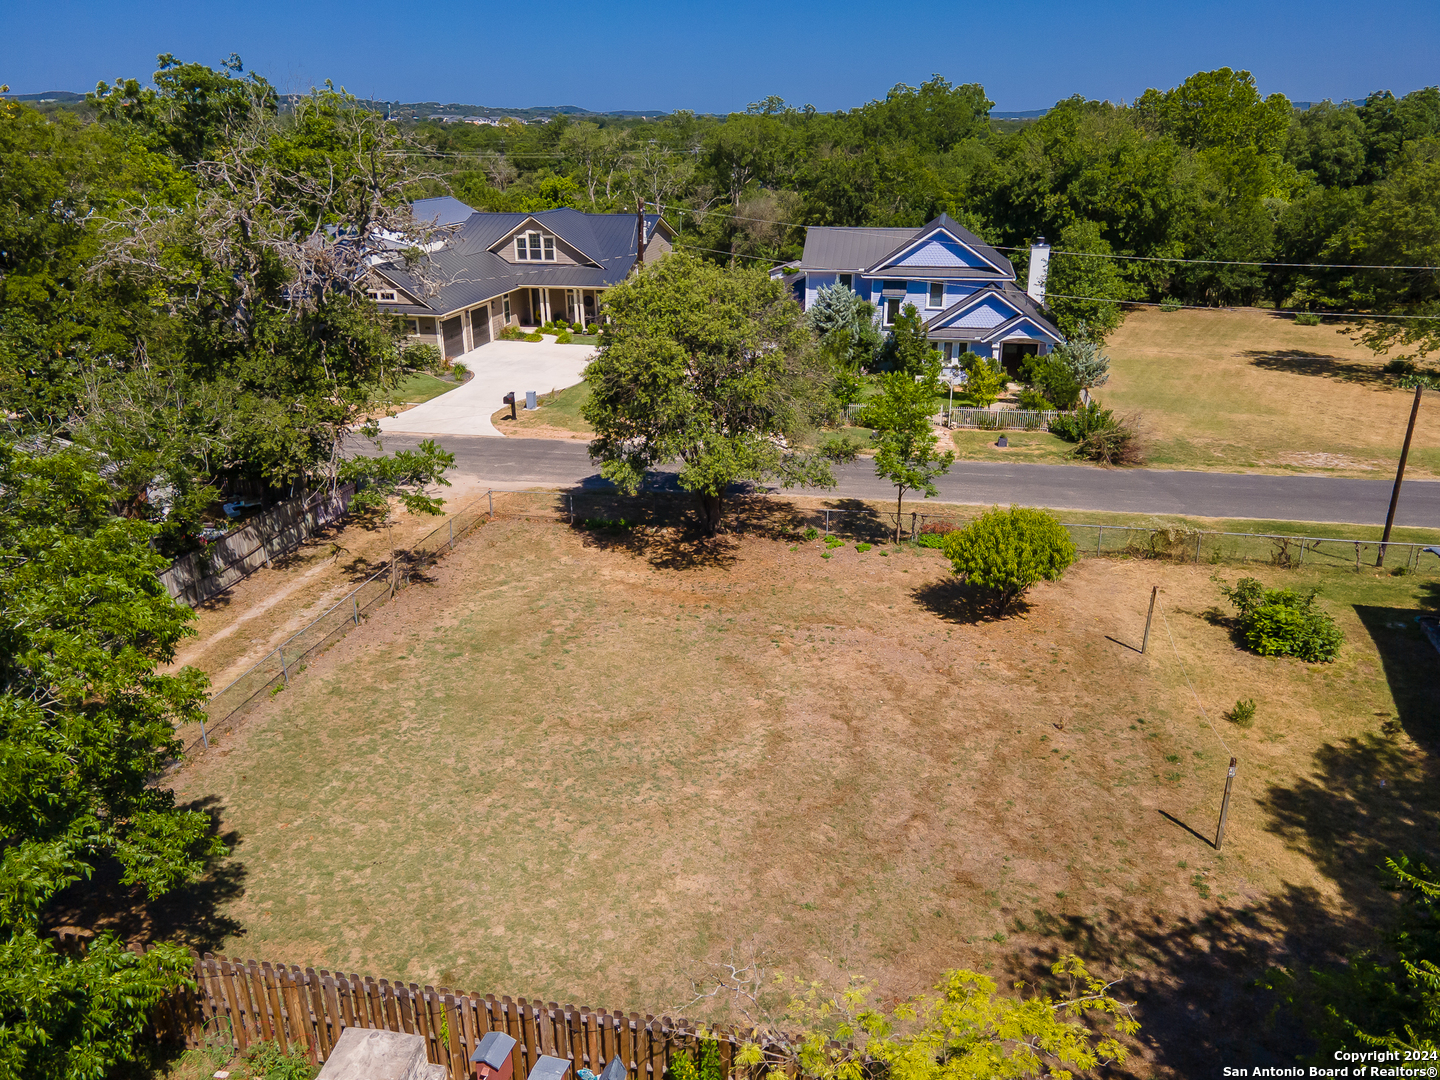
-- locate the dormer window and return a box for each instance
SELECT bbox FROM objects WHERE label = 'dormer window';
[928,282,944,308]
[367,289,397,302]
[515,231,556,261]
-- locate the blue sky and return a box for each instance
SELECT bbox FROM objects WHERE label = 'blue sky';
[2,0,1436,113]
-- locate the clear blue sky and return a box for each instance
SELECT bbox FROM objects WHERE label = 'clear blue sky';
[2,0,1436,113]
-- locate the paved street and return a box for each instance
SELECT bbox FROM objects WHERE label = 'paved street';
[361,434,1440,528]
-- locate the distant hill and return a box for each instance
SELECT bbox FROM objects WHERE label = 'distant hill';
[990,108,1049,120]
[2,90,87,103]
[350,99,671,122]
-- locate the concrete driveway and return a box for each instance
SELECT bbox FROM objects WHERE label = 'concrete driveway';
[378,337,595,438]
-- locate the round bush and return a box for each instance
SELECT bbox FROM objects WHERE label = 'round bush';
[941,507,1076,614]
[1222,577,1344,662]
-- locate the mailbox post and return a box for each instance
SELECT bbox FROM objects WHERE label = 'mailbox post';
[503,392,517,421]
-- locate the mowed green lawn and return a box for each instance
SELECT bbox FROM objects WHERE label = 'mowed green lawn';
[1098,307,1439,477]
[393,372,460,404]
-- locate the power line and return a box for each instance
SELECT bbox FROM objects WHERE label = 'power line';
[1044,292,1440,321]
[652,204,1438,274]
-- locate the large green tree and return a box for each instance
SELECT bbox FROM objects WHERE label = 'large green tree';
[860,353,954,541]
[0,445,221,1079]
[583,253,842,534]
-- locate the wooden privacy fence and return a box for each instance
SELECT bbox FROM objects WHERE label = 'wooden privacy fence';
[171,950,775,1080]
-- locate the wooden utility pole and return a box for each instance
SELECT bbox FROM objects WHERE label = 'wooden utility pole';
[1141,585,1159,654]
[1378,383,1424,566]
[635,199,647,264]
[1216,757,1238,850]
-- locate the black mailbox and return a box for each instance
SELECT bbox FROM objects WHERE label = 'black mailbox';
[503,392,517,420]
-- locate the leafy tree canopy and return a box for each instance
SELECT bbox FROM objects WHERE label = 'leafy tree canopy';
[583,253,842,533]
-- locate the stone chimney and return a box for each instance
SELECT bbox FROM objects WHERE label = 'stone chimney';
[1026,238,1051,305]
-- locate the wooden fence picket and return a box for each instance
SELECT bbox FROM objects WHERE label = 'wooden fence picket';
[91,943,821,1080]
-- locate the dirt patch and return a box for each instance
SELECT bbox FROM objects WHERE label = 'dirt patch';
[152,514,1440,1076]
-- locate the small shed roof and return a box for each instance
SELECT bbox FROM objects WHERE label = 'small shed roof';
[472,1031,517,1068]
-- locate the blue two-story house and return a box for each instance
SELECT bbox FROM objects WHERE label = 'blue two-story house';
[774,214,1062,374]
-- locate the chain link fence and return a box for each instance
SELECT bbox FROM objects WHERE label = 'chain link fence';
[177,488,1438,758]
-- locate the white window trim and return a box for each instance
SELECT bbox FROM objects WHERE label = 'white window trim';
[927,282,944,309]
[515,237,528,260]
[884,297,901,326]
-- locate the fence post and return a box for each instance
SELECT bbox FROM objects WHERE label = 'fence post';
[1216,757,1238,851]
[199,715,209,750]
[1196,533,1202,563]
[352,596,359,626]
[488,491,494,521]
[1097,526,1103,555]
[569,494,574,524]
[823,510,830,535]
[911,511,917,540]
[280,647,288,687]
[450,519,454,550]
[1141,585,1158,654]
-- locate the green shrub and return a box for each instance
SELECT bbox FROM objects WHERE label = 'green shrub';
[1160,297,1183,312]
[1225,698,1256,727]
[821,551,833,559]
[523,331,544,342]
[1017,387,1052,410]
[451,362,469,381]
[1384,359,1418,376]
[916,531,948,549]
[941,506,1077,614]
[824,534,844,548]
[246,1040,317,1080]
[402,341,444,373]
[540,321,556,332]
[1294,312,1322,326]
[499,324,527,341]
[1221,577,1344,662]
[1020,354,1081,410]
[856,542,872,552]
[803,526,819,541]
[556,330,574,344]
[580,516,633,532]
[1049,402,1141,464]
[585,322,601,335]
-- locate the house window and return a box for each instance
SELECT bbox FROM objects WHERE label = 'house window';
[839,274,853,290]
[503,296,511,320]
[543,236,555,260]
[515,238,527,259]
[367,289,397,302]
[928,282,944,308]
[885,298,902,325]
[407,319,418,335]
[529,233,543,260]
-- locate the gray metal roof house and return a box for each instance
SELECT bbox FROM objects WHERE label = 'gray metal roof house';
[367,202,675,361]
[775,214,1063,371]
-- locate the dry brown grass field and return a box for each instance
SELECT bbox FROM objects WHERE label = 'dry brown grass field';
[1100,307,1438,477]
[113,501,1440,1078]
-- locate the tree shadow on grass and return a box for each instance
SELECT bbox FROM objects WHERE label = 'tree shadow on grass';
[43,795,246,953]
[1353,592,1440,751]
[1244,349,1392,387]
[1005,727,1438,1076]
[909,576,1028,624]
[1008,887,1340,1077]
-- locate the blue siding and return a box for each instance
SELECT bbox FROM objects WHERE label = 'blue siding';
[889,235,995,270]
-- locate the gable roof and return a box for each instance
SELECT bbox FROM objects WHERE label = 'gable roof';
[411,196,477,228]
[922,282,1062,343]
[865,215,1012,277]
[797,215,1013,280]
[373,208,670,316]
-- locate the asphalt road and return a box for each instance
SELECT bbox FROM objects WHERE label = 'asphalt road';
[366,434,1440,528]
